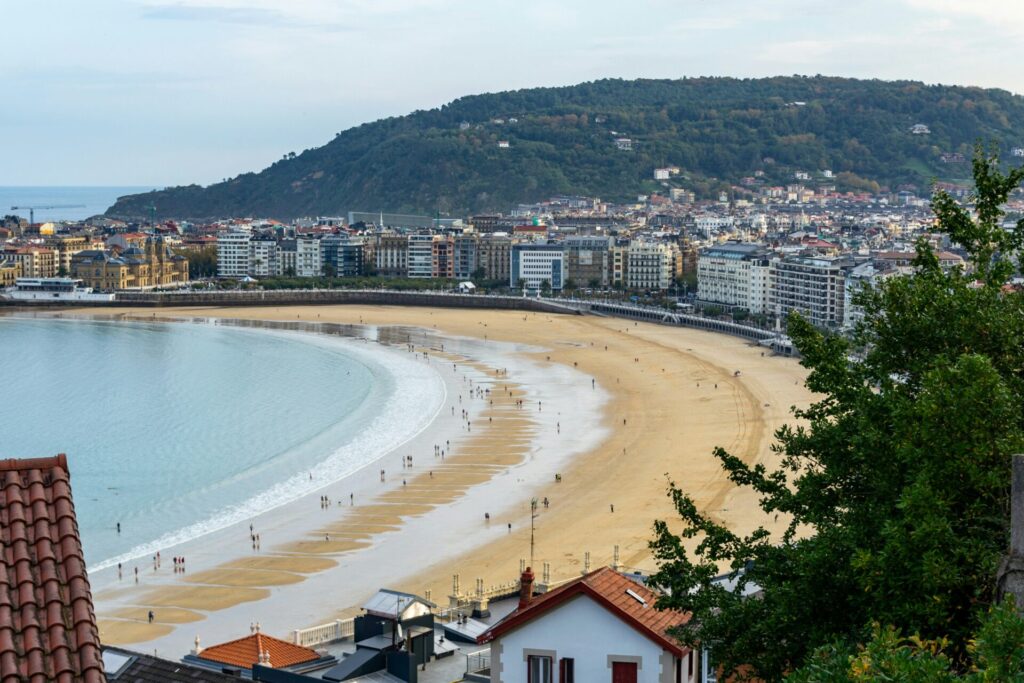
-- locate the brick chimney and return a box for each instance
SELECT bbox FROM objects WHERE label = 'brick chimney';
[519,566,535,610]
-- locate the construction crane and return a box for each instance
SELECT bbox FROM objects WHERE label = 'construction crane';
[10,205,86,225]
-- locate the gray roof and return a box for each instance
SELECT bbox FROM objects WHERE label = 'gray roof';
[104,647,242,682]
[361,589,435,620]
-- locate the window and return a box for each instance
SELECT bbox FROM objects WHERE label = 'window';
[559,657,574,683]
[528,655,552,683]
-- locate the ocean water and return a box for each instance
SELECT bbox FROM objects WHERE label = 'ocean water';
[0,317,444,568]
[0,186,158,222]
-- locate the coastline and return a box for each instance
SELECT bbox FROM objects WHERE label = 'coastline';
[54,304,812,658]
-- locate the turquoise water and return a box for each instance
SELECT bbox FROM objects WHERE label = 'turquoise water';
[0,317,397,567]
[0,186,158,222]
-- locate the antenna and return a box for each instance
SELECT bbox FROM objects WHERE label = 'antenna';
[530,497,539,569]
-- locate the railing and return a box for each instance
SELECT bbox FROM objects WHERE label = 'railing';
[466,649,491,675]
[292,618,354,647]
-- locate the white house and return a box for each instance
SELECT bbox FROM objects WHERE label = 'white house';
[478,567,692,683]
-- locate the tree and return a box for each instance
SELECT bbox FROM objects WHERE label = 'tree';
[540,279,552,295]
[648,149,1024,680]
[787,600,1024,681]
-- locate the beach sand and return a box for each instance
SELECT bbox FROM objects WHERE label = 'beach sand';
[78,305,813,650]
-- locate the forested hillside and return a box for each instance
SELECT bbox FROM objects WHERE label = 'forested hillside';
[106,76,1024,220]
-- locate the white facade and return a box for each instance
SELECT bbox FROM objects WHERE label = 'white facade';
[693,215,734,237]
[407,234,434,278]
[216,230,251,277]
[511,245,564,291]
[296,236,322,277]
[488,594,690,683]
[626,242,673,290]
[696,243,767,311]
[248,237,280,277]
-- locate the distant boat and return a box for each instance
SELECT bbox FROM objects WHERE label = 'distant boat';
[2,277,115,302]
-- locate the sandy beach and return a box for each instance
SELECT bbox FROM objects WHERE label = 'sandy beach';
[66,304,813,657]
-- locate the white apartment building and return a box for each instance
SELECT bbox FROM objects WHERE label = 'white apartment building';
[768,254,848,328]
[407,234,434,278]
[626,242,674,290]
[248,235,280,277]
[511,244,564,291]
[296,236,322,277]
[216,230,252,277]
[696,242,769,312]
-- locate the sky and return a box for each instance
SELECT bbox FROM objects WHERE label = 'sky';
[3,0,1024,186]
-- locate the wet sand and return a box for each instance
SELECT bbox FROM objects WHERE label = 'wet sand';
[70,304,813,654]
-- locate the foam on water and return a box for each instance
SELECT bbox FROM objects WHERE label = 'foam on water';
[88,329,445,572]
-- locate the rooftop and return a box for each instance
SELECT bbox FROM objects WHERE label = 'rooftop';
[479,567,690,657]
[0,454,105,683]
[194,631,321,670]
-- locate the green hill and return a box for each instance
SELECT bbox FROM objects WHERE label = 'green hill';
[105,76,1024,221]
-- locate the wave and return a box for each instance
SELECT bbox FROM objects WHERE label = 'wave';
[88,332,446,572]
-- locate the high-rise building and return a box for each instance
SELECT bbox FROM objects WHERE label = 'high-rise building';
[216,230,252,277]
[376,234,409,277]
[768,255,848,328]
[407,234,435,278]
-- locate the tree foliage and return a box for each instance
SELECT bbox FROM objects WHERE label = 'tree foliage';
[647,149,1024,680]
[105,77,1024,220]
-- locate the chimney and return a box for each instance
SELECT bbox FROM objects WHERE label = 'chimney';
[519,566,535,610]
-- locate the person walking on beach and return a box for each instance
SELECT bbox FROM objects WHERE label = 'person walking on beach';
[116,522,121,534]
[350,493,354,505]
[118,563,122,580]
[507,523,512,532]
[610,504,615,513]
[148,610,154,624]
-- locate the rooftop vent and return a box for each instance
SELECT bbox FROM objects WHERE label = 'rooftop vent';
[625,588,647,606]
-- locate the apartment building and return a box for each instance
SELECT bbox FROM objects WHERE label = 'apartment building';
[376,234,409,277]
[322,235,363,277]
[296,236,322,277]
[5,247,57,278]
[407,234,435,278]
[626,242,674,290]
[217,230,252,277]
[248,234,279,277]
[431,235,455,279]
[479,234,512,282]
[768,254,848,328]
[696,242,770,311]
[453,233,479,280]
[563,236,612,288]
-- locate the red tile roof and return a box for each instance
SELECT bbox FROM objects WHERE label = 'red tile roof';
[0,454,105,683]
[197,632,319,670]
[478,567,690,657]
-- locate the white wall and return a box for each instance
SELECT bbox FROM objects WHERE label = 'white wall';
[491,594,682,683]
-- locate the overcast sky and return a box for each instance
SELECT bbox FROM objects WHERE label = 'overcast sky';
[3,0,1024,186]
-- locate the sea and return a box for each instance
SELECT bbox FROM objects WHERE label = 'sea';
[0,186,160,222]
[0,316,444,569]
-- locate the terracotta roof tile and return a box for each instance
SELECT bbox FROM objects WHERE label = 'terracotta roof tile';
[479,567,690,657]
[0,454,106,683]
[197,632,319,670]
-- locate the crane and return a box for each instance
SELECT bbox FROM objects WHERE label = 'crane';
[10,205,86,225]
